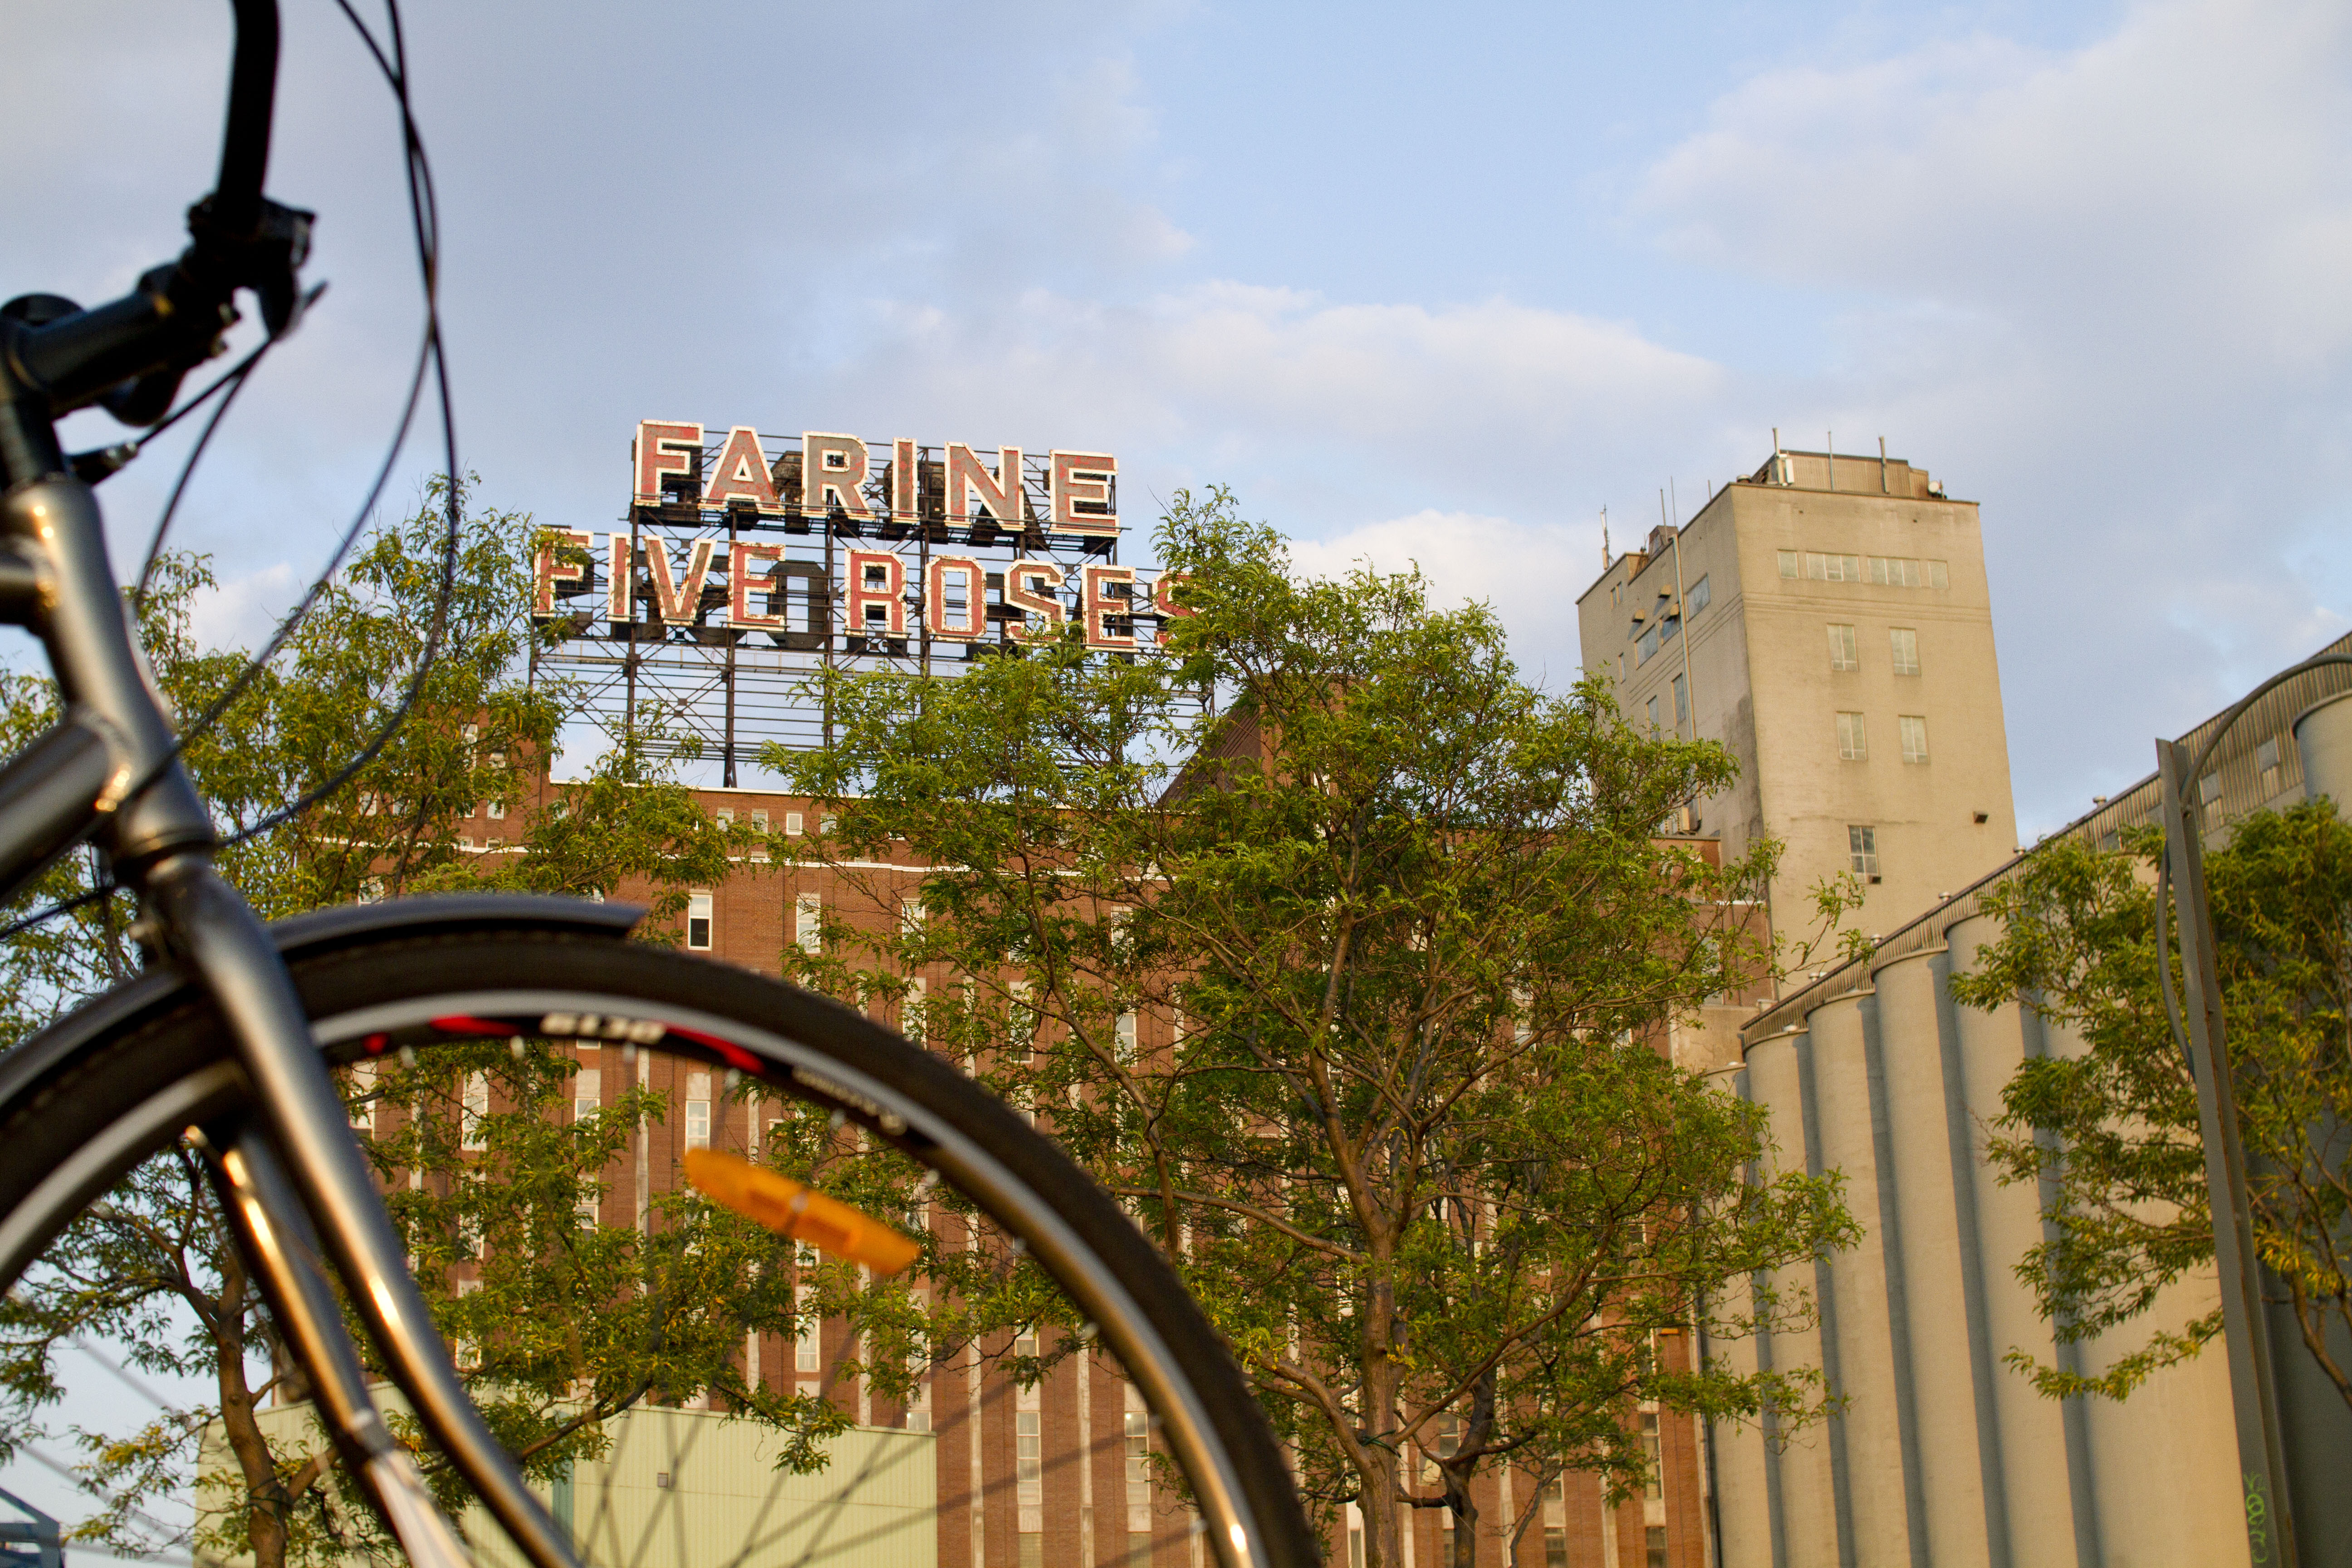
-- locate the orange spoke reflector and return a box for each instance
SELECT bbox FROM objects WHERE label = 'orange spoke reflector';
[682,1148,921,1277]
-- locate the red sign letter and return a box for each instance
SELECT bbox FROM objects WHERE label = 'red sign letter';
[633,421,702,506]
[946,443,1026,526]
[703,426,780,513]
[1003,559,1064,642]
[1049,451,1117,536]
[924,555,986,641]
[846,550,906,636]
[892,438,919,523]
[730,542,784,630]
[1082,565,1137,651]
[1152,572,1194,621]
[606,534,636,621]
[803,432,872,520]
[645,538,717,625]
[532,529,595,617]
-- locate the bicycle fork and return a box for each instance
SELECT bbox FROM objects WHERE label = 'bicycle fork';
[0,470,580,1568]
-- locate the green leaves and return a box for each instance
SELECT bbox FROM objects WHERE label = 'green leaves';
[776,485,1849,1568]
[1959,802,2352,1406]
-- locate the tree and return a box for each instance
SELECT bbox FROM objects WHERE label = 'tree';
[769,487,1855,1568]
[1951,802,2352,1408]
[0,486,777,1568]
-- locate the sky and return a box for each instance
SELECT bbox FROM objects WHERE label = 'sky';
[0,0,2348,838]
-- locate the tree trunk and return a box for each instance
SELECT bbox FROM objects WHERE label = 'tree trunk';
[212,1260,293,1568]
[1358,1266,1406,1568]
[1447,1483,1479,1568]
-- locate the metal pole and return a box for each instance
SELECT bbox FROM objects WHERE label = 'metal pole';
[1671,518,1694,744]
[822,490,835,754]
[2159,738,2295,1567]
[623,510,640,749]
[723,509,739,789]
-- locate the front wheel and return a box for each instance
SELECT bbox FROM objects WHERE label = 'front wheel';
[0,923,1316,1568]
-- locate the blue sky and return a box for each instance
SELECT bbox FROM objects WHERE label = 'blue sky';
[2,0,2348,838]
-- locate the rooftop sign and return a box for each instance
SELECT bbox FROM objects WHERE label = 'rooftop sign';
[528,422,1190,771]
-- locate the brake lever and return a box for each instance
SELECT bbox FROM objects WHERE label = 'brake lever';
[186,192,315,338]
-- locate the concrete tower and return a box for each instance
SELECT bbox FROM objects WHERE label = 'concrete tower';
[1576,445,2019,944]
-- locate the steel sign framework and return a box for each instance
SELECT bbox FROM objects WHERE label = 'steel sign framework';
[530,423,1190,783]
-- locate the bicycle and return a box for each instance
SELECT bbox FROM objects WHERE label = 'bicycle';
[0,5,1316,1568]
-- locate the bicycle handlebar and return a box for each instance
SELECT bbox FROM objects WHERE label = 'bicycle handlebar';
[213,0,281,240]
[0,0,301,443]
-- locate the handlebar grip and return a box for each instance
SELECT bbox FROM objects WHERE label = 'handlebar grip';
[212,0,281,239]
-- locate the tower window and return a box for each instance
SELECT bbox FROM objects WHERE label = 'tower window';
[1827,623,1858,671]
[1890,627,1920,675]
[1836,711,1867,760]
[1848,825,1879,878]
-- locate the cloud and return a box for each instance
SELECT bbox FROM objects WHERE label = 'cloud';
[816,282,1722,531]
[189,561,299,655]
[1633,0,2352,832]
[1287,510,1601,689]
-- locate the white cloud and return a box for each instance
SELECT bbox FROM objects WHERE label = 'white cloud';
[189,562,299,655]
[818,282,1722,529]
[1287,509,1601,690]
[1634,0,2352,832]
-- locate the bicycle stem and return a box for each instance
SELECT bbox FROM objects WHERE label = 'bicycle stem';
[147,854,588,1568]
[198,1124,472,1568]
[0,470,578,1568]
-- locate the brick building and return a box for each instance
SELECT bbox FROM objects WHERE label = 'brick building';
[460,777,1734,1568]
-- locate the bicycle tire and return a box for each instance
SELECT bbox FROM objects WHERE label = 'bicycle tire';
[0,917,1318,1568]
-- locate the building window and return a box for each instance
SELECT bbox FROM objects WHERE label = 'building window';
[2258,736,2282,798]
[687,891,713,950]
[1672,673,1688,727]
[1545,1529,1568,1568]
[1017,1405,1044,1547]
[1806,551,1860,582]
[1848,825,1879,878]
[1646,1526,1668,1568]
[1777,549,1799,579]
[1890,627,1920,675]
[793,1241,823,1375]
[796,893,823,954]
[715,807,735,829]
[461,1072,490,1151]
[1900,715,1929,764]
[1637,624,1661,665]
[1127,1385,1154,1565]
[1862,556,1949,589]
[685,1072,710,1150]
[1836,711,1867,760]
[1686,574,1710,615]
[1641,1410,1663,1499]
[486,799,506,820]
[1647,696,1661,735]
[348,1062,376,1132]
[786,811,805,836]
[573,1068,600,1124]
[1827,623,1858,671]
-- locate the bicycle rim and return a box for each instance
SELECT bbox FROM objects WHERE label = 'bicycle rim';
[0,927,1315,1568]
